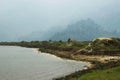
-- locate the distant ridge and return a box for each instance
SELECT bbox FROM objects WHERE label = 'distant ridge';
[50,19,120,41]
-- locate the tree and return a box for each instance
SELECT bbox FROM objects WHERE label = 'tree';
[59,40,63,43]
[67,38,71,43]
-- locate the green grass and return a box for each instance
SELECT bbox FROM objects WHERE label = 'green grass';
[69,66,120,80]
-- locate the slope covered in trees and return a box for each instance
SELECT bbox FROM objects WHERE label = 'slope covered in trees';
[50,19,119,41]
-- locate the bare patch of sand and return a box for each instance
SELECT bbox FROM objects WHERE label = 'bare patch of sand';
[73,54,120,63]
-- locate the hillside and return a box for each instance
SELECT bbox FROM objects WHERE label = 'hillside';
[76,37,120,56]
[89,38,120,51]
[50,19,119,41]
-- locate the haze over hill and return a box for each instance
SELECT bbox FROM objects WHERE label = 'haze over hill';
[0,0,120,41]
[50,19,120,41]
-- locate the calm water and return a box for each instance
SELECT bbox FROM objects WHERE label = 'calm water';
[0,46,89,80]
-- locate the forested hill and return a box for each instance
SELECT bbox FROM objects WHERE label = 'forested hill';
[50,19,119,41]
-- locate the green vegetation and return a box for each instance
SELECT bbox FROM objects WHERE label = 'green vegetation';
[89,38,120,51]
[67,66,120,80]
[55,60,120,80]
[0,37,120,56]
[0,40,90,52]
[1,37,120,52]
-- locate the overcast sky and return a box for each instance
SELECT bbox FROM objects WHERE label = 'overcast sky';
[0,0,120,41]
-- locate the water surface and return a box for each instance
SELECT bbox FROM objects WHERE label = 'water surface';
[0,46,89,80]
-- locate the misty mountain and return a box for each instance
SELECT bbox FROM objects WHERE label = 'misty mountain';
[0,0,120,41]
[50,19,120,41]
[1,18,120,41]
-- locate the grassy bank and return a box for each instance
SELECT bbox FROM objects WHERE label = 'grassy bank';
[54,60,120,80]
[78,66,120,80]
[61,66,120,80]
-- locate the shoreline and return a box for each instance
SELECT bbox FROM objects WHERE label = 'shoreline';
[0,46,92,80]
[0,45,120,80]
[38,49,120,80]
[32,47,93,80]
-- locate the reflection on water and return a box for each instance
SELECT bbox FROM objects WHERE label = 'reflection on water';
[0,46,89,80]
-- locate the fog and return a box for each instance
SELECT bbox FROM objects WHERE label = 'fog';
[0,0,120,41]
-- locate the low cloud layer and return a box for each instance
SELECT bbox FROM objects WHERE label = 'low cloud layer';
[0,0,120,41]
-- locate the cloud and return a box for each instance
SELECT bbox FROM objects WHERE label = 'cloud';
[0,0,120,41]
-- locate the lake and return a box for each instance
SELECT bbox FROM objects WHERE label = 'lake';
[0,46,89,80]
